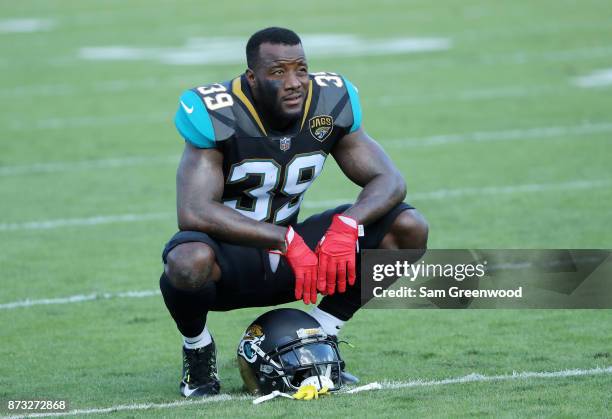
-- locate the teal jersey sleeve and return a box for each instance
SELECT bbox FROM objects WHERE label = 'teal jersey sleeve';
[341,76,363,133]
[174,90,216,148]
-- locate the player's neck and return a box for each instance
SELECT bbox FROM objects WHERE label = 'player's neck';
[259,107,298,133]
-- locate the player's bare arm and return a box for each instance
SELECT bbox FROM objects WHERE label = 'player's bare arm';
[332,127,406,226]
[315,127,407,295]
[176,140,318,304]
[176,142,287,250]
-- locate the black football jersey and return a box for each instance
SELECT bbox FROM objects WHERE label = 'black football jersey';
[174,72,362,226]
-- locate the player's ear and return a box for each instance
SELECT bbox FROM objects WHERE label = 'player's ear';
[245,69,256,88]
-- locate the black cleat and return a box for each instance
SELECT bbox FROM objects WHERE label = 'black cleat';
[330,335,360,385]
[180,339,221,397]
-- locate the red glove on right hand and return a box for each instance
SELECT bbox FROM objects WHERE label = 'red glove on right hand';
[270,226,318,305]
[315,214,359,295]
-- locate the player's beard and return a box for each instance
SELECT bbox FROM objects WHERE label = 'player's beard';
[255,78,300,130]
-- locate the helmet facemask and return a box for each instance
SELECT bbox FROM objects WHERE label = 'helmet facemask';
[275,339,342,391]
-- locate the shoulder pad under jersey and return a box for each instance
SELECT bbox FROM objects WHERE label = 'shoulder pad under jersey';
[174,80,239,148]
[309,72,362,133]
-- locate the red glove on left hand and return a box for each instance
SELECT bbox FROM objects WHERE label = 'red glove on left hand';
[315,214,359,295]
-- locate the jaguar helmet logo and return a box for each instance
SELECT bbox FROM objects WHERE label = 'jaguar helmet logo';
[245,324,264,339]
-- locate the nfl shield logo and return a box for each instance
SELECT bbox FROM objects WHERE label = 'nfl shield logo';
[280,136,291,151]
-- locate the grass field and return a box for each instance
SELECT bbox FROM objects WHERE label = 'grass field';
[1,0,611,417]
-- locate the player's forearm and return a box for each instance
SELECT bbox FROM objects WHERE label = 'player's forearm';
[342,173,406,225]
[178,202,287,250]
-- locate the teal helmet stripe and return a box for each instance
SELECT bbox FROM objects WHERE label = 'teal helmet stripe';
[342,77,362,133]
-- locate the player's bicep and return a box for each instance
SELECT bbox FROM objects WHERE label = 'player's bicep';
[176,143,224,219]
[331,127,401,187]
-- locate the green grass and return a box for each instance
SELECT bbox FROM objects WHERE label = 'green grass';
[1,0,611,417]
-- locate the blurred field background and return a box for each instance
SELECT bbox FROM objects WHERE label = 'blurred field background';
[1,1,611,417]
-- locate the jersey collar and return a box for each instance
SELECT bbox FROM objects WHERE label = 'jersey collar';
[233,74,314,137]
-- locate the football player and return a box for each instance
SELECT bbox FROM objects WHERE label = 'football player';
[159,27,429,397]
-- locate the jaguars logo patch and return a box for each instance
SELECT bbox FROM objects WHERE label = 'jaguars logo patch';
[245,324,264,338]
[238,324,266,364]
[309,115,334,142]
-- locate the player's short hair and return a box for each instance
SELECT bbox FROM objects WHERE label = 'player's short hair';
[246,27,302,69]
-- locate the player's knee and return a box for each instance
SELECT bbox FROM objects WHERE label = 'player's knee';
[165,243,217,291]
[391,209,429,250]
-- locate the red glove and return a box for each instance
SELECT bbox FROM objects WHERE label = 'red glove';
[315,214,359,295]
[270,226,318,305]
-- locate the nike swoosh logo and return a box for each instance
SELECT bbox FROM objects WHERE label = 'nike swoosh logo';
[180,101,194,114]
[181,382,199,397]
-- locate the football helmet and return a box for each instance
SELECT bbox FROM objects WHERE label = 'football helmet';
[237,308,345,395]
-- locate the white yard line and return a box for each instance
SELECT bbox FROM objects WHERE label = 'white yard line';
[7,113,168,131]
[381,366,612,389]
[573,68,612,88]
[0,156,177,176]
[77,35,451,65]
[302,178,612,209]
[0,290,161,310]
[374,45,612,74]
[0,18,55,33]
[0,212,172,232]
[0,178,609,233]
[3,366,610,418]
[383,121,612,147]
[375,84,568,106]
[2,121,610,176]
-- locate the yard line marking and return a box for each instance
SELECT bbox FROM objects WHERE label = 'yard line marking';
[0,290,161,310]
[573,68,612,88]
[7,112,168,131]
[2,121,611,176]
[3,366,610,418]
[78,35,451,65]
[381,366,612,390]
[383,121,612,147]
[373,45,612,74]
[0,75,194,98]
[1,179,610,233]
[0,156,178,176]
[405,179,612,200]
[0,212,172,232]
[0,18,55,33]
[376,85,561,106]
[302,179,612,209]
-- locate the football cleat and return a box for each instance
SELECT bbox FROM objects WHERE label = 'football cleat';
[180,338,220,397]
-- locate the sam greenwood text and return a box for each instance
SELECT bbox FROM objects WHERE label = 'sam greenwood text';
[372,286,523,299]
